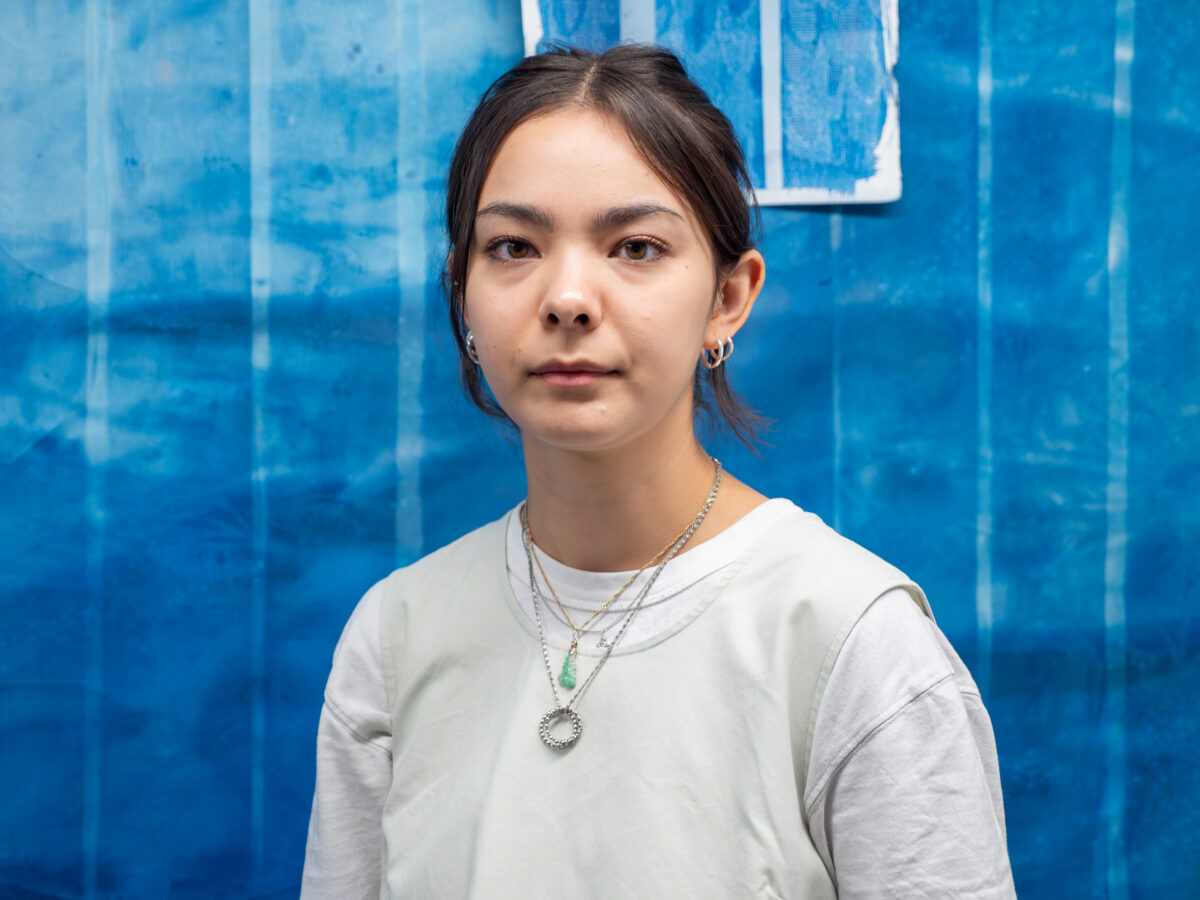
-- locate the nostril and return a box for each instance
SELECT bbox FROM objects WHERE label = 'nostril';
[547,312,559,324]
[576,314,589,325]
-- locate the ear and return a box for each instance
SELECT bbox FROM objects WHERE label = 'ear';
[706,249,765,345]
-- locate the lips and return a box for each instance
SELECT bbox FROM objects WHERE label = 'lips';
[530,359,615,386]
[531,360,612,375]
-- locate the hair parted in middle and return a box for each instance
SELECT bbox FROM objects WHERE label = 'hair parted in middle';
[444,43,765,446]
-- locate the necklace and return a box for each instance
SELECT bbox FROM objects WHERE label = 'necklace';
[522,458,723,750]
[528,511,701,690]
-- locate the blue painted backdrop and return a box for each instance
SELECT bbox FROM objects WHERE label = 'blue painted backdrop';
[1,0,1197,897]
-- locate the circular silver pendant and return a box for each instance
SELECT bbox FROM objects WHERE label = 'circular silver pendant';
[539,706,582,750]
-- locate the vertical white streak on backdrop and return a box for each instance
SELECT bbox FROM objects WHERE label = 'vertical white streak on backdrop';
[830,212,843,533]
[619,0,656,43]
[521,0,544,56]
[1103,2,1134,897]
[974,0,994,701]
[881,0,901,203]
[248,0,272,881]
[759,0,783,190]
[395,0,426,563]
[83,0,113,896]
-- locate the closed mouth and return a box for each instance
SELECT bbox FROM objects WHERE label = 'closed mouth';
[530,361,616,376]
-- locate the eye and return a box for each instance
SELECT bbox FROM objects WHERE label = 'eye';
[485,237,536,262]
[616,237,667,262]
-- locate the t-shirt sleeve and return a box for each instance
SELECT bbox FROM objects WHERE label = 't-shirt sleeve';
[300,583,393,900]
[804,589,1016,899]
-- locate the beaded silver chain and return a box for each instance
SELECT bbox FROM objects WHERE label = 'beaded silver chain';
[522,458,723,750]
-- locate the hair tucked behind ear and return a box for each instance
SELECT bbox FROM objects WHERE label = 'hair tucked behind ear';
[444,44,766,447]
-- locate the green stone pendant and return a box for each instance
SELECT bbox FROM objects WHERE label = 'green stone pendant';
[558,645,577,689]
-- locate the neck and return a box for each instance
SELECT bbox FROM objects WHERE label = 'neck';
[521,430,729,572]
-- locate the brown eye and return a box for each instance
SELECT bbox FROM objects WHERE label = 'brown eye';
[506,241,530,259]
[625,241,648,260]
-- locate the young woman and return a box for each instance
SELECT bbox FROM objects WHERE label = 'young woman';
[302,45,1016,898]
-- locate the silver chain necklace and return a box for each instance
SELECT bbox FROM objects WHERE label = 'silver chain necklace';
[522,458,723,750]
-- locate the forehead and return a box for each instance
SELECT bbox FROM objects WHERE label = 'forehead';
[476,107,687,216]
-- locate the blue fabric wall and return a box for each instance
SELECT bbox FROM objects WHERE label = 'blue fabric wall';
[1,1,1196,897]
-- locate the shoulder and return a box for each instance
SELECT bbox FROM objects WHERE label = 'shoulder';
[814,590,956,764]
[376,511,509,601]
[331,511,510,674]
[737,503,930,619]
[804,591,1014,891]
[325,511,513,713]
[323,577,390,743]
[750,503,903,574]
[808,588,996,807]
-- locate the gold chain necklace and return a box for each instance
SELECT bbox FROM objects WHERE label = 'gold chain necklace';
[527,515,699,688]
[522,458,723,749]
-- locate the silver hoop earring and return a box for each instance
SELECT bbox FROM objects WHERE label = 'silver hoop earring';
[701,336,733,370]
[465,330,481,365]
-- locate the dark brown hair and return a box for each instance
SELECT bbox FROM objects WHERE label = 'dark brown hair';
[444,44,764,446]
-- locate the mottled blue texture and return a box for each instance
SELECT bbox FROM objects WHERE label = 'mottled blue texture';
[535,0,619,52]
[533,0,885,194]
[986,2,1118,889]
[1124,3,1200,891]
[1,0,1198,897]
[657,0,767,189]
[780,0,889,190]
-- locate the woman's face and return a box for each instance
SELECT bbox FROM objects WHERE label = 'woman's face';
[463,107,724,456]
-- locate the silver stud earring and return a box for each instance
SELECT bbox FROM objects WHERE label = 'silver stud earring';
[466,330,481,365]
[701,336,734,369]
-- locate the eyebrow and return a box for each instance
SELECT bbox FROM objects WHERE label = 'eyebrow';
[474,202,683,233]
[589,203,684,232]
[475,202,554,230]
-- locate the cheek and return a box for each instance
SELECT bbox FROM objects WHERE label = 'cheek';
[462,260,506,329]
[463,296,523,383]
[463,281,500,335]
[626,312,703,377]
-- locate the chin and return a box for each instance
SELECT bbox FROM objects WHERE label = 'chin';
[512,410,639,454]
[523,424,631,454]
[504,388,693,456]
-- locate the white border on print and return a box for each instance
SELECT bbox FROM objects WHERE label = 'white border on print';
[521,0,544,56]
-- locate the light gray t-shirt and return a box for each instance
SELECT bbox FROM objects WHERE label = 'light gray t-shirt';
[302,500,1015,898]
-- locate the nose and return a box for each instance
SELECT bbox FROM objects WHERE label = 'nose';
[537,255,602,329]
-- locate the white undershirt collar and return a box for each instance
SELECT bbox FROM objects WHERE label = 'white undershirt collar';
[504,497,800,649]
